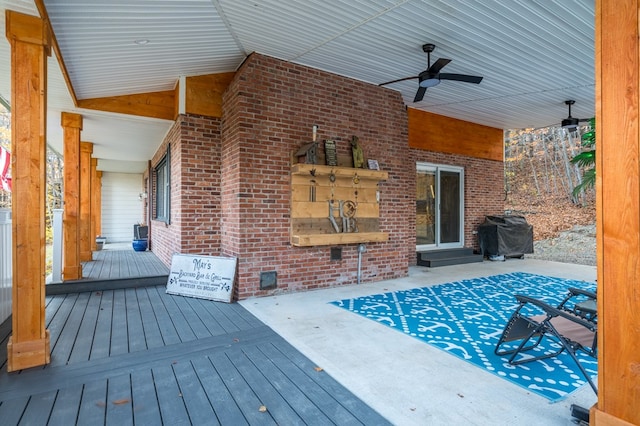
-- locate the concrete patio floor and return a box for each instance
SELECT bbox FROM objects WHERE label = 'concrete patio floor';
[240,258,597,425]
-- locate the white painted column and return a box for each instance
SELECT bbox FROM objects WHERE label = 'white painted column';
[51,209,63,283]
[0,208,12,324]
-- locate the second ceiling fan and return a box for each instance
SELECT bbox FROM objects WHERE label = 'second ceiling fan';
[379,43,483,102]
[561,100,591,130]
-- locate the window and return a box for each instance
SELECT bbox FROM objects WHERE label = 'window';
[154,147,170,223]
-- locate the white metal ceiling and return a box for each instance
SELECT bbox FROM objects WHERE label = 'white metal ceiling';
[0,0,595,171]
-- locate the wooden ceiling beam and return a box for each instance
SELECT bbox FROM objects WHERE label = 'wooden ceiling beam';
[407,107,503,162]
[185,72,235,118]
[77,91,177,120]
[34,0,78,105]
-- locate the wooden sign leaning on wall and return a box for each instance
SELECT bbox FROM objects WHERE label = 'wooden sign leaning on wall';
[351,136,365,168]
[325,140,337,166]
[166,254,237,303]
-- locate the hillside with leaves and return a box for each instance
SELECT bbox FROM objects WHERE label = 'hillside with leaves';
[504,124,595,241]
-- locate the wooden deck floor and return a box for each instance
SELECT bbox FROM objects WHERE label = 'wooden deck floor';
[82,245,169,280]
[0,285,389,425]
[47,246,171,295]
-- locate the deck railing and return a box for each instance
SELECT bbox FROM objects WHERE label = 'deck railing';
[0,208,11,324]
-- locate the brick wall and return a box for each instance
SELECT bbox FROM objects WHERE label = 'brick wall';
[149,52,504,299]
[179,116,222,255]
[150,114,222,266]
[222,53,412,299]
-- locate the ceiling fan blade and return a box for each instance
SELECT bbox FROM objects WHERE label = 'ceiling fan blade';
[413,86,427,102]
[379,76,419,86]
[427,58,451,74]
[439,73,483,84]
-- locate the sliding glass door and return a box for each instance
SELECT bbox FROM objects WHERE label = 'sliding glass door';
[416,163,464,250]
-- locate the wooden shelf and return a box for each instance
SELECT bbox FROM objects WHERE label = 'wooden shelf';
[291,232,389,247]
[290,163,388,247]
[291,163,388,180]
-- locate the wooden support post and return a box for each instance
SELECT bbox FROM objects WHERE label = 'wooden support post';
[591,0,640,424]
[79,142,93,261]
[90,157,98,251]
[96,171,102,238]
[62,112,83,280]
[5,10,51,371]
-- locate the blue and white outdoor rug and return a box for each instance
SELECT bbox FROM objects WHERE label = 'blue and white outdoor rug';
[329,272,597,402]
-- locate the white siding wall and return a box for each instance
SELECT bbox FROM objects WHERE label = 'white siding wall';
[101,172,144,243]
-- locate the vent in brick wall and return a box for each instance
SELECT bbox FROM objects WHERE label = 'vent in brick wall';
[260,271,277,290]
[330,247,342,261]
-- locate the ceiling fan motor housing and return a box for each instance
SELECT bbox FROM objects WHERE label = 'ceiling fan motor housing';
[562,117,580,129]
[418,70,440,87]
[422,43,436,53]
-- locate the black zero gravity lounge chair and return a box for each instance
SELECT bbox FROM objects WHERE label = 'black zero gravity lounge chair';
[494,288,598,394]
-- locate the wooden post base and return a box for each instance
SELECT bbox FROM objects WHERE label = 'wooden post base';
[591,405,637,426]
[63,265,83,281]
[589,404,635,426]
[80,250,92,262]
[7,330,51,372]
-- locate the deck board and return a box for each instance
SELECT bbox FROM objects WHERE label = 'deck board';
[123,251,138,278]
[108,251,122,279]
[48,387,82,425]
[191,356,249,426]
[136,288,164,349]
[172,361,218,425]
[183,294,225,337]
[146,286,181,346]
[170,293,212,339]
[90,290,114,360]
[121,251,134,278]
[183,296,228,337]
[46,293,78,355]
[231,347,310,425]
[242,344,335,425]
[76,379,107,425]
[210,353,278,426]
[18,390,57,425]
[105,373,134,425]
[124,288,146,353]
[256,342,368,424]
[50,292,90,366]
[154,288,196,342]
[44,293,65,317]
[200,297,244,334]
[153,364,191,425]
[0,283,391,425]
[0,396,28,425]
[130,368,162,425]
[68,291,101,363]
[109,289,129,356]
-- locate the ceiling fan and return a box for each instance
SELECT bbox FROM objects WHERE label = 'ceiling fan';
[561,100,591,130]
[379,43,483,102]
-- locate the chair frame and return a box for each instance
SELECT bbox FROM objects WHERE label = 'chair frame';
[494,289,598,394]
